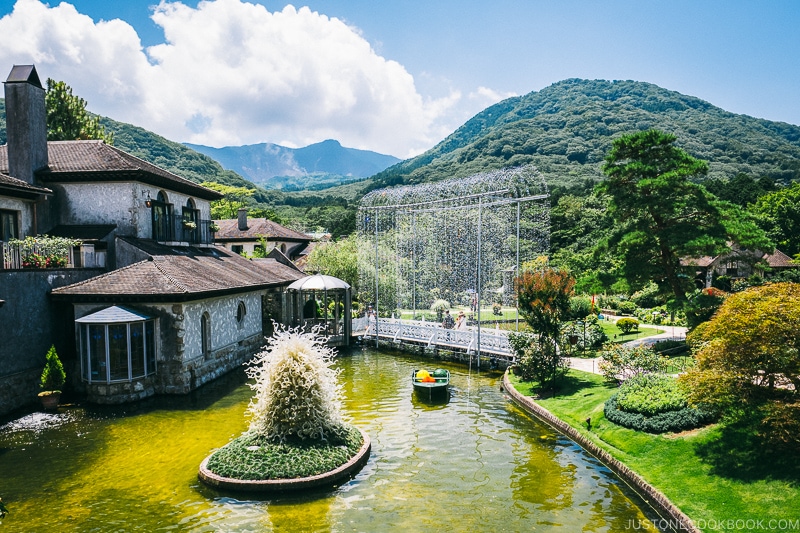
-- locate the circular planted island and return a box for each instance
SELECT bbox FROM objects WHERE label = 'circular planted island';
[199,326,370,492]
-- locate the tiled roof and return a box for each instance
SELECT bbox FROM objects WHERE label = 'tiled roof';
[0,141,222,200]
[764,248,796,268]
[51,239,305,302]
[0,172,52,199]
[213,218,311,242]
[681,248,797,269]
[680,255,715,268]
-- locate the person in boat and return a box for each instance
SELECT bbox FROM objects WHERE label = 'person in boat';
[455,310,466,330]
[442,309,455,329]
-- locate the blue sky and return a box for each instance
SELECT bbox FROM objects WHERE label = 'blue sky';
[1,0,799,157]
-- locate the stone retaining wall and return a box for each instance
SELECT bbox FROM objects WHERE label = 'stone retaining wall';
[502,371,700,533]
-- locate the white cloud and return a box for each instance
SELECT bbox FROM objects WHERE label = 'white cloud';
[470,86,517,105]
[0,0,494,157]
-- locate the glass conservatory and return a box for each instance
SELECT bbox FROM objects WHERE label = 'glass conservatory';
[76,306,157,383]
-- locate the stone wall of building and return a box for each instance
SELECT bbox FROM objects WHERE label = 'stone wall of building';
[0,268,105,416]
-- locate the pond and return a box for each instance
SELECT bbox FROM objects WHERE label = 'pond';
[0,347,665,532]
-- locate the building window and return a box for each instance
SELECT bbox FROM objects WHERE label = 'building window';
[201,312,211,358]
[182,198,199,241]
[231,245,243,255]
[77,306,156,384]
[151,191,174,241]
[0,209,19,241]
[236,301,247,325]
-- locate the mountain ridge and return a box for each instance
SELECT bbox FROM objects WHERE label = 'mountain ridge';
[184,138,400,191]
[368,79,800,194]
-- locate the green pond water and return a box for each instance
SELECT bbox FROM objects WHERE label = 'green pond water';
[0,347,664,532]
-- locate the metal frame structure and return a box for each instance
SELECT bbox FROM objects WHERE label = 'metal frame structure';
[357,165,550,364]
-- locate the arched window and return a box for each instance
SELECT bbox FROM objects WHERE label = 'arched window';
[77,306,157,384]
[201,312,211,358]
[151,190,174,241]
[182,198,200,242]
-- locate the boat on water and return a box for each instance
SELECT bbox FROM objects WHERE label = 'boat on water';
[412,368,450,397]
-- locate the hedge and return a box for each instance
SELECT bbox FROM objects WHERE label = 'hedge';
[604,394,716,434]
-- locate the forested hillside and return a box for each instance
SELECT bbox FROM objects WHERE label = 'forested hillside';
[368,79,800,195]
[98,116,267,196]
[4,78,800,239]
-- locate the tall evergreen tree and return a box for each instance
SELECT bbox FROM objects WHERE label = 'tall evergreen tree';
[597,129,770,305]
[45,78,113,144]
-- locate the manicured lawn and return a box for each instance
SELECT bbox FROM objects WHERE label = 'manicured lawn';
[508,370,800,532]
[598,320,664,343]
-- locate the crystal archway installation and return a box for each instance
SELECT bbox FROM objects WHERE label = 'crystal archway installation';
[357,165,550,359]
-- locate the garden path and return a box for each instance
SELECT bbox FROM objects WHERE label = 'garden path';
[567,324,688,375]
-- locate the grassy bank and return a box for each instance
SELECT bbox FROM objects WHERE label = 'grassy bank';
[508,370,800,531]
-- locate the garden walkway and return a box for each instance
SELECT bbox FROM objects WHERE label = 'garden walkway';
[567,324,687,375]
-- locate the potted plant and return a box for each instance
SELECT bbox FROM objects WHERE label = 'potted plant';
[182,220,197,230]
[38,345,66,410]
[209,222,220,233]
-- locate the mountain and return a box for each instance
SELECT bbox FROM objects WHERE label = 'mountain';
[184,139,400,191]
[5,78,800,209]
[0,100,277,203]
[368,79,800,195]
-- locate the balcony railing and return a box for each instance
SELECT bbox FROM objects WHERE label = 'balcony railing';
[153,215,215,245]
[2,240,75,270]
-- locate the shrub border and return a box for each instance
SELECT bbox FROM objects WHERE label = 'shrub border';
[503,371,700,533]
[605,393,715,433]
[198,426,371,493]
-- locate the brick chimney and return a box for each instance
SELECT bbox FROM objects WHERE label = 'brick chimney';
[3,65,48,185]
[238,208,248,231]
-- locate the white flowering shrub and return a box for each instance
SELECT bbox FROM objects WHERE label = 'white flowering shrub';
[245,325,344,442]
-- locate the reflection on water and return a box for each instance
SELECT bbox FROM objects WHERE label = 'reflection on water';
[0,347,665,532]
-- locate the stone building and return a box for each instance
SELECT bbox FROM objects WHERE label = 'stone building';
[50,239,303,403]
[0,64,304,411]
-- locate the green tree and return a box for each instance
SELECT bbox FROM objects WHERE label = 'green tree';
[511,268,575,389]
[680,283,800,451]
[598,129,770,306]
[45,78,113,143]
[752,182,800,258]
[704,173,775,207]
[304,205,357,238]
[598,343,668,384]
[305,234,359,294]
[39,344,66,392]
[201,182,256,219]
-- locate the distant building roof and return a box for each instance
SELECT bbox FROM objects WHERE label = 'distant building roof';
[764,248,796,268]
[213,217,311,242]
[681,247,797,270]
[51,238,305,302]
[0,140,222,201]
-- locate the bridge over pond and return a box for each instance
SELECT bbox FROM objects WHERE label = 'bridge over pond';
[354,317,517,366]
